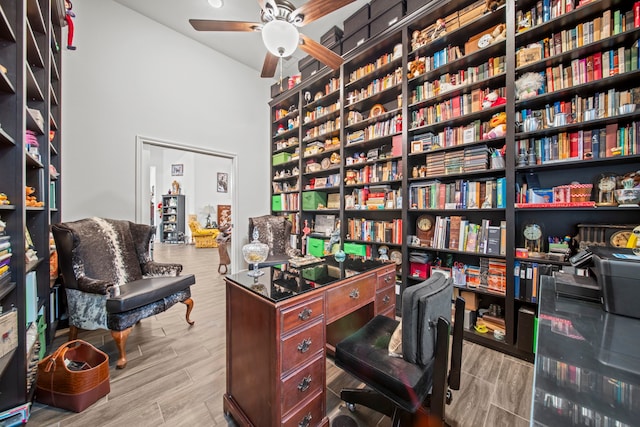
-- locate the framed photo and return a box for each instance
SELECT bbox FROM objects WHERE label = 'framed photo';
[171,164,183,176]
[217,205,231,227]
[217,172,228,193]
[411,140,422,153]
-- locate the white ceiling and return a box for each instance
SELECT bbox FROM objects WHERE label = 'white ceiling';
[113,0,369,81]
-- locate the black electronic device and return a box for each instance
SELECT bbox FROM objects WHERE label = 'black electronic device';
[554,271,601,303]
[569,249,593,267]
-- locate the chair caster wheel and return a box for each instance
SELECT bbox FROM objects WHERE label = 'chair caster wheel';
[446,389,453,405]
[346,403,356,413]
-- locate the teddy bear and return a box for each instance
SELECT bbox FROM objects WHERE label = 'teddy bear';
[25,186,44,207]
[344,170,358,185]
[491,23,506,42]
[485,0,506,12]
[0,193,9,205]
[483,112,507,139]
[482,91,507,109]
[407,56,426,79]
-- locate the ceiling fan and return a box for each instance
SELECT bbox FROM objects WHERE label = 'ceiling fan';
[190,0,355,78]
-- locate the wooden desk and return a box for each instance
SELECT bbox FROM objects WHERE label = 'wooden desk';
[223,258,396,427]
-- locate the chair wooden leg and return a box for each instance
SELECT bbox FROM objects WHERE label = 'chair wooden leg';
[183,298,195,325]
[111,328,132,369]
[68,325,79,341]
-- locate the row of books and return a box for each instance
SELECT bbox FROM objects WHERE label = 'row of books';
[345,161,402,184]
[410,87,506,128]
[346,218,402,244]
[513,261,559,303]
[538,354,638,409]
[0,234,11,290]
[346,186,402,210]
[410,57,506,104]
[348,51,396,83]
[409,177,507,210]
[421,145,491,178]
[303,100,340,123]
[540,43,640,94]
[274,107,297,121]
[517,86,638,128]
[346,115,402,144]
[307,173,341,190]
[427,216,507,256]
[518,122,639,163]
[418,45,465,77]
[410,120,501,153]
[517,5,639,66]
[303,117,340,140]
[452,257,507,295]
[279,213,299,235]
[517,0,586,32]
[346,67,403,105]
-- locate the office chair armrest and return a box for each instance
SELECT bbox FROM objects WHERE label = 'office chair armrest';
[77,276,114,295]
[142,261,183,277]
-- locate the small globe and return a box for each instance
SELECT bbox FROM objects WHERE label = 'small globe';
[334,250,346,263]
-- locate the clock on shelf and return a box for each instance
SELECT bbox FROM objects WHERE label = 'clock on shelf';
[416,214,435,247]
[610,230,632,248]
[523,223,543,256]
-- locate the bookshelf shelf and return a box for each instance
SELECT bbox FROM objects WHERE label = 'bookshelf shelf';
[409,73,507,110]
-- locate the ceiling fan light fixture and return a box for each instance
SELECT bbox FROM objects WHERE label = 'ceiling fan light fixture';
[207,0,223,8]
[261,20,299,57]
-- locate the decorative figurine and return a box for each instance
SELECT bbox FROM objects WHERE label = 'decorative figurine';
[65,1,76,50]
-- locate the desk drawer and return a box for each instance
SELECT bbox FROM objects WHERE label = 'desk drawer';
[281,319,324,373]
[376,286,395,313]
[326,273,375,322]
[377,267,396,290]
[281,353,324,416]
[281,297,324,334]
[281,389,324,427]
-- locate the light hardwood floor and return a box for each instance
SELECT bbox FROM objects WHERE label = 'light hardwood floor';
[29,243,533,426]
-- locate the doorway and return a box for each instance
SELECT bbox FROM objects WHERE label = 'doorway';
[135,136,238,272]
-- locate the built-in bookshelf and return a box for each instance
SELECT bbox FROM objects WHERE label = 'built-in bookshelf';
[269,0,640,361]
[0,0,65,413]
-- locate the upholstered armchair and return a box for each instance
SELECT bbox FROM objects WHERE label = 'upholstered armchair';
[188,215,219,248]
[248,215,299,267]
[52,217,196,369]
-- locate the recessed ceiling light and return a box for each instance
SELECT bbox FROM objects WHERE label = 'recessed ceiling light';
[208,0,223,8]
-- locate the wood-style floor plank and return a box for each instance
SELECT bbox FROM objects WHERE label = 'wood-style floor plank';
[29,243,533,426]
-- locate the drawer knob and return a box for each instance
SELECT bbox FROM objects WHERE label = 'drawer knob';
[297,375,312,392]
[384,275,392,283]
[297,338,312,353]
[298,413,313,427]
[349,289,360,299]
[298,308,312,321]
[383,295,391,304]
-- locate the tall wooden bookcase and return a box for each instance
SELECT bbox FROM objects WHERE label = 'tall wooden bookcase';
[269,0,640,361]
[0,0,65,412]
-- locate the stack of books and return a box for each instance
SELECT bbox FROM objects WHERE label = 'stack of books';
[463,145,490,172]
[0,233,11,289]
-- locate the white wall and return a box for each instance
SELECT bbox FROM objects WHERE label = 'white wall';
[61,0,272,269]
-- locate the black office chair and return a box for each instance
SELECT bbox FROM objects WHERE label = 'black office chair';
[335,273,464,426]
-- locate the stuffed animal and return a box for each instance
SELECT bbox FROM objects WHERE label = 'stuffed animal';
[483,112,507,139]
[344,170,358,185]
[25,186,44,207]
[407,57,426,79]
[482,91,507,109]
[491,23,506,42]
[0,193,9,205]
[515,72,544,100]
[485,0,506,12]
[377,246,389,261]
[431,18,446,40]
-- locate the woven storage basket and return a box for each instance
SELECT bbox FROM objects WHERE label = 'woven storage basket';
[36,339,110,412]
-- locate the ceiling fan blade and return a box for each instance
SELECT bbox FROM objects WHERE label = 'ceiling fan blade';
[291,0,357,26]
[299,34,343,70]
[257,0,278,15]
[189,19,261,32]
[261,52,279,78]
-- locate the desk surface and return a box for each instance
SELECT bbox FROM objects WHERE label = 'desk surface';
[225,257,389,303]
[532,278,640,427]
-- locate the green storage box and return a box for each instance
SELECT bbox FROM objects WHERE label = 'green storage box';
[344,242,367,256]
[272,152,291,166]
[302,191,327,210]
[272,195,282,211]
[307,237,326,257]
[302,264,327,281]
[37,314,46,360]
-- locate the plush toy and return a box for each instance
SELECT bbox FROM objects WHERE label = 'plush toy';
[515,72,544,100]
[344,170,358,185]
[25,186,44,207]
[482,91,507,109]
[377,246,389,261]
[485,0,506,12]
[65,0,76,50]
[0,193,9,205]
[483,112,507,139]
[491,23,507,42]
[431,18,446,40]
[407,57,426,79]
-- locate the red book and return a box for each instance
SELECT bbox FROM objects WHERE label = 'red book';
[635,2,640,28]
[569,132,579,158]
[451,96,461,118]
[593,52,602,80]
